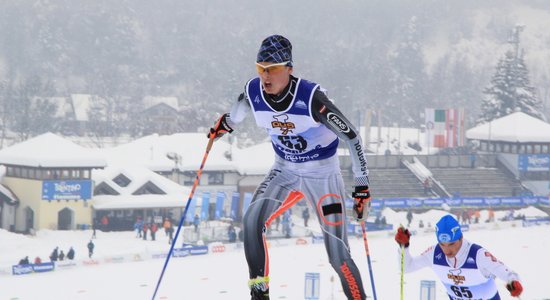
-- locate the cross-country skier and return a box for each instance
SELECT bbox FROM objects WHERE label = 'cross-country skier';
[208,34,371,300]
[395,214,523,299]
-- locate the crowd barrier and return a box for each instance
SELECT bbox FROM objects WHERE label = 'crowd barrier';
[12,262,55,275]
[368,195,549,210]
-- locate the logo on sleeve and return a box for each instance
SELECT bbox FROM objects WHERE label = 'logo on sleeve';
[327,112,350,133]
[295,99,307,109]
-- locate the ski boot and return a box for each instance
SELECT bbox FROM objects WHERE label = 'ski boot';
[249,276,270,300]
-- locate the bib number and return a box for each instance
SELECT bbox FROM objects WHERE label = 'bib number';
[278,136,307,151]
[450,286,472,298]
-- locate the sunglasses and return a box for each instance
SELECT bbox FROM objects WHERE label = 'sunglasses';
[255,61,290,74]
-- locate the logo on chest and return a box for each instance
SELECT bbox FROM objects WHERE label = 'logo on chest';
[448,269,465,285]
[271,114,295,135]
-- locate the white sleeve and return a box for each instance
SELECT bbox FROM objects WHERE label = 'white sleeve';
[398,246,434,273]
[476,248,520,283]
[227,93,251,126]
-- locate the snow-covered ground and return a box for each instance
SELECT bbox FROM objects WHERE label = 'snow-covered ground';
[0,208,548,300]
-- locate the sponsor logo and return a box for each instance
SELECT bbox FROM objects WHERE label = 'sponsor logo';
[484,251,499,263]
[12,265,33,275]
[354,141,368,173]
[254,95,260,104]
[340,262,362,300]
[271,114,295,135]
[295,99,307,109]
[104,256,125,263]
[54,182,82,193]
[327,112,350,133]
[56,261,77,268]
[172,248,190,258]
[284,153,319,163]
[32,262,55,272]
[466,257,476,265]
[448,269,465,285]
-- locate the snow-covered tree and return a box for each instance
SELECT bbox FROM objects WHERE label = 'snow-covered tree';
[479,33,546,124]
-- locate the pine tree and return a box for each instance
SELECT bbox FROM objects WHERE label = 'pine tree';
[478,26,546,124]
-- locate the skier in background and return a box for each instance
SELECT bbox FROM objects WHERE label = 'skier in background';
[395,214,523,299]
[208,34,371,300]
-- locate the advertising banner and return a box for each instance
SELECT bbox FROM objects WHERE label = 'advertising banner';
[42,180,92,201]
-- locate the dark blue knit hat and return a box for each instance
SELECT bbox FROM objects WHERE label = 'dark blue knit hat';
[256,35,293,66]
[435,215,463,243]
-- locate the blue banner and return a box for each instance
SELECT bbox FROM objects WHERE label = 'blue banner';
[12,262,55,275]
[230,192,240,220]
[371,195,544,209]
[242,192,253,215]
[42,180,92,201]
[518,154,550,171]
[201,192,210,221]
[215,192,225,219]
[185,195,197,222]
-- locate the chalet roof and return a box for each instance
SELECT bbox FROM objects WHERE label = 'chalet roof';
[0,132,106,168]
[466,112,550,143]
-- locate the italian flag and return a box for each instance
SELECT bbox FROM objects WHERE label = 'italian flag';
[425,108,465,148]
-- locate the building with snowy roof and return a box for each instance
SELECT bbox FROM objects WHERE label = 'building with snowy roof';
[466,112,550,196]
[0,133,106,232]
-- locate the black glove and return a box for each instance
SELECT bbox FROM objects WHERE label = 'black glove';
[207,113,233,140]
[351,185,371,221]
[395,226,411,248]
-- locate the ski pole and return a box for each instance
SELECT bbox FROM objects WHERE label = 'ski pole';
[400,245,405,300]
[151,136,215,300]
[360,221,378,300]
[399,224,405,300]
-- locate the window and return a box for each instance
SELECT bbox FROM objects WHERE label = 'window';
[133,181,165,195]
[208,172,224,185]
[113,174,131,187]
[94,182,120,196]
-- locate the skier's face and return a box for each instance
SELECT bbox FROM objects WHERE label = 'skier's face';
[256,61,292,95]
[439,238,462,258]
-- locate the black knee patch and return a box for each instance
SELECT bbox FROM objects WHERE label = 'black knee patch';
[322,203,342,216]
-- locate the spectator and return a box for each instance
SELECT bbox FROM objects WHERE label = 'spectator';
[100,215,109,230]
[142,223,149,240]
[87,240,94,258]
[167,225,174,245]
[34,256,42,264]
[58,250,65,261]
[282,210,292,238]
[67,247,75,260]
[380,216,387,226]
[302,207,310,227]
[406,210,413,227]
[134,217,144,238]
[49,247,59,262]
[19,256,30,265]
[419,220,425,228]
[470,152,477,168]
[150,223,158,241]
[163,217,172,236]
[423,178,432,195]
[92,218,98,239]
[474,210,481,224]
[275,215,281,231]
[228,224,237,243]
[487,208,495,223]
[193,214,200,233]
